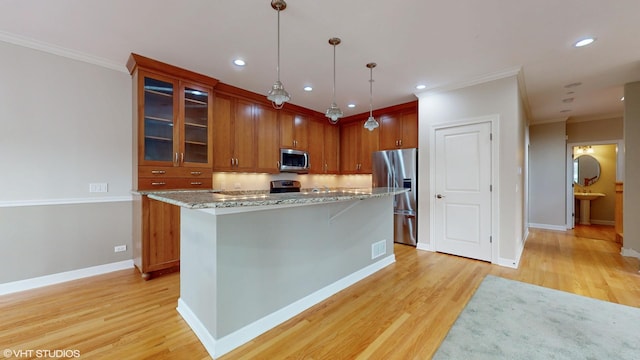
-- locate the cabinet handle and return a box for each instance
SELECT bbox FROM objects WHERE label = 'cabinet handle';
[399,139,403,146]
[180,153,184,164]
[151,182,166,186]
[277,161,280,168]
[190,182,203,186]
[174,152,179,165]
[151,170,166,175]
[190,171,202,176]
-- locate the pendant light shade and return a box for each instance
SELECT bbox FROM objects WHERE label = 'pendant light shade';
[267,0,290,109]
[326,37,343,124]
[363,62,379,131]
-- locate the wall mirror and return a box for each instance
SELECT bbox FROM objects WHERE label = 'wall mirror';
[573,154,600,186]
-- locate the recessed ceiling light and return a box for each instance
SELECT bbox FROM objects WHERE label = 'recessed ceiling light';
[562,98,574,103]
[574,38,595,47]
[347,103,356,108]
[621,96,625,101]
[415,84,426,90]
[303,86,313,92]
[560,109,572,113]
[233,59,246,66]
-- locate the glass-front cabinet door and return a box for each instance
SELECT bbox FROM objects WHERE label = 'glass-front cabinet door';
[142,75,177,163]
[181,84,211,165]
[139,71,212,167]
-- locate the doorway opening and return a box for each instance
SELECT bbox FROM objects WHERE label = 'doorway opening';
[565,140,623,242]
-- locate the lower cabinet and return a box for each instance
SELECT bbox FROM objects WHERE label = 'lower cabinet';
[133,194,181,279]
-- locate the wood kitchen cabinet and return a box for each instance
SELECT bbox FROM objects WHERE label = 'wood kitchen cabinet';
[213,86,280,173]
[308,118,339,174]
[280,111,309,150]
[324,124,340,173]
[255,103,280,173]
[128,54,215,190]
[379,111,418,150]
[133,195,180,279]
[340,121,379,174]
[127,53,219,279]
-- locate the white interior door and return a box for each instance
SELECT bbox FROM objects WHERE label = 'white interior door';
[434,121,492,261]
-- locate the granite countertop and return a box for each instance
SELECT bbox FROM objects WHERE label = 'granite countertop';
[146,187,409,209]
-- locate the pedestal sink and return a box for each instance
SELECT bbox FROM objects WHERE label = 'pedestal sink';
[575,192,605,225]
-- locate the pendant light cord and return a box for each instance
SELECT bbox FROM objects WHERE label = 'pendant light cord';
[369,66,374,117]
[332,43,337,103]
[276,8,281,82]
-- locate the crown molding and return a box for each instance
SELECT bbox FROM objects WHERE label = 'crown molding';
[414,66,523,96]
[0,30,127,73]
[566,112,623,123]
[530,117,569,125]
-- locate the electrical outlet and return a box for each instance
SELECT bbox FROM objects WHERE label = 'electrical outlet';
[114,245,127,253]
[89,183,108,193]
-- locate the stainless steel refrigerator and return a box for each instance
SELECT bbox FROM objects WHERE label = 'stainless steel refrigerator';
[372,148,418,246]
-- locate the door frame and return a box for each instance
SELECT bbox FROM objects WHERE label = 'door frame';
[429,114,500,263]
[565,139,624,229]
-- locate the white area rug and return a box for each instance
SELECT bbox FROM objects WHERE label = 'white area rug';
[433,275,640,359]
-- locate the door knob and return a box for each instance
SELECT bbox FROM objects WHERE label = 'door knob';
[436,194,445,199]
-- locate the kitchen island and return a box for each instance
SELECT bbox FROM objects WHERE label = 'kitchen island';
[148,188,407,359]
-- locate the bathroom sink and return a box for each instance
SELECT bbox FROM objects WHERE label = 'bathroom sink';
[574,193,605,225]
[574,192,605,201]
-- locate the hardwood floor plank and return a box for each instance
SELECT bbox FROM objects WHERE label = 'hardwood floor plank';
[1,227,638,359]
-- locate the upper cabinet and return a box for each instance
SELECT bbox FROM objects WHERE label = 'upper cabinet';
[280,111,309,150]
[340,121,379,174]
[127,53,217,190]
[379,111,418,150]
[308,118,339,174]
[213,84,280,174]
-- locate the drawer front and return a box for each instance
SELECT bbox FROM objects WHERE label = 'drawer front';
[138,177,213,190]
[138,166,212,178]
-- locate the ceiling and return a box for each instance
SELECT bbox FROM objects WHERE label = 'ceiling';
[1,0,639,124]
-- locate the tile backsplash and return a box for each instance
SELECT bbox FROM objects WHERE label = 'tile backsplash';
[212,172,372,191]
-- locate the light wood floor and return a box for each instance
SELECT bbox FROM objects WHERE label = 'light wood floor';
[1,227,639,359]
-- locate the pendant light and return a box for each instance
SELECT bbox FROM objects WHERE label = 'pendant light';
[266,0,290,109]
[363,62,380,131]
[325,37,343,124]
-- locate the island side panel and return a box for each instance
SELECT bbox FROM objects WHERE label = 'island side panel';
[179,208,219,338]
[215,196,394,337]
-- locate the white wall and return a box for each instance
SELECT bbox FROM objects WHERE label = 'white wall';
[623,81,640,255]
[528,122,566,229]
[416,75,526,267]
[0,40,133,283]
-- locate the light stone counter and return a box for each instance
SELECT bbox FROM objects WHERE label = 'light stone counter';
[147,187,407,209]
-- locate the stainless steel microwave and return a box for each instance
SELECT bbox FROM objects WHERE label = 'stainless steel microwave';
[279,148,309,173]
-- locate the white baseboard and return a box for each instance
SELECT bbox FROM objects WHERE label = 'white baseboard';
[590,220,615,226]
[529,223,567,231]
[416,242,434,252]
[178,254,396,359]
[621,247,640,264]
[0,260,134,296]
